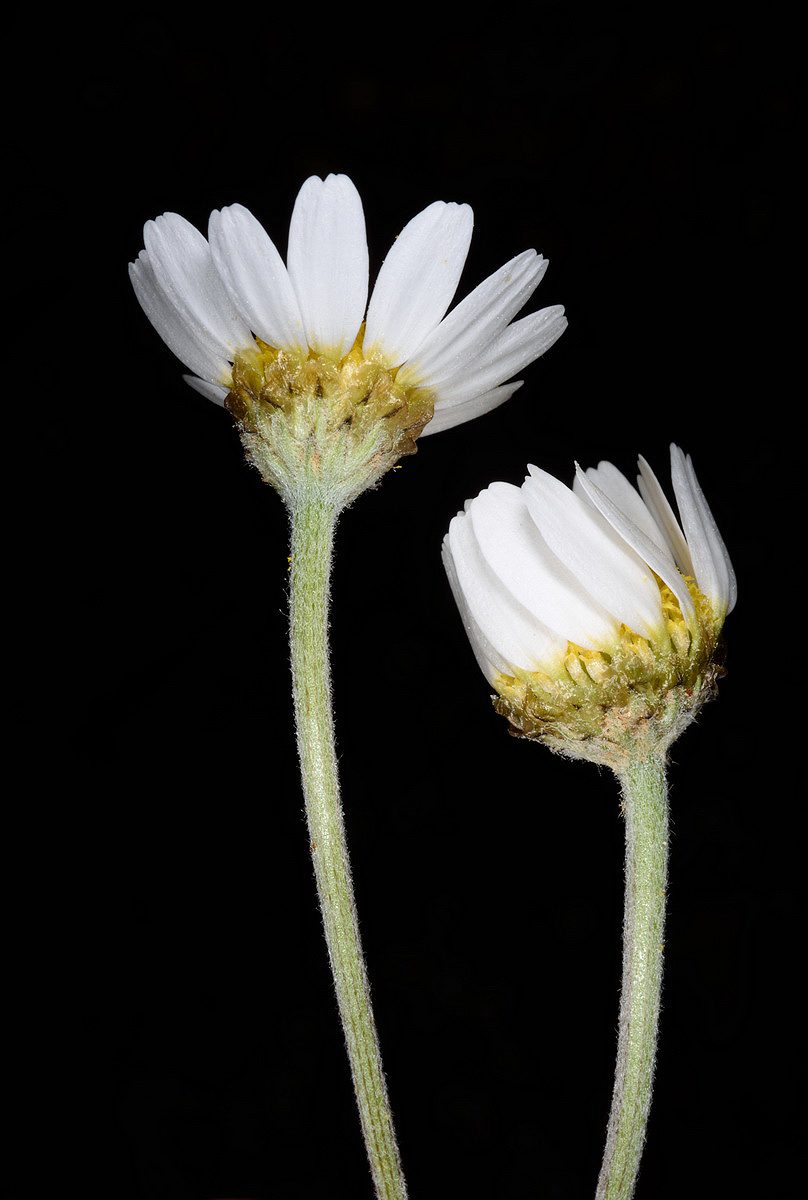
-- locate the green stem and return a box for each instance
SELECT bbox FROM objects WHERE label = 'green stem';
[596,754,669,1200]
[288,490,408,1200]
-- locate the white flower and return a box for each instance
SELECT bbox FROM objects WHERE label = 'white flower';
[130,173,566,436]
[443,444,736,687]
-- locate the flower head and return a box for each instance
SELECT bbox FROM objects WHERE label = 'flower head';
[443,445,735,766]
[130,174,566,506]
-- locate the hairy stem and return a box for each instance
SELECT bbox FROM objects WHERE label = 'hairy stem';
[596,754,669,1200]
[288,490,408,1200]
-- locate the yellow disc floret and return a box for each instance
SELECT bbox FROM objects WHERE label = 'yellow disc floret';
[225,330,435,508]
[492,579,724,767]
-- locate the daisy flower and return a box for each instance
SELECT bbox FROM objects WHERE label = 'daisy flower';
[443,443,735,758]
[130,173,566,503]
[443,443,736,1200]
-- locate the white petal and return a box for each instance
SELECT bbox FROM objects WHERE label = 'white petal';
[420,382,523,437]
[574,465,695,623]
[670,446,736,615]
[442,536,500,683]
[447,509,564,674]
[636,454,695,577]
[208,204,306,352]
[575,461,673,559]
[469,483,618,648]
[287,174,368,358]
[683,452,737,613]
[364,200,473,366]
[129,251,231,384]
[422,307,567,406]
[523,467,665,640]
[400,250,548,385]
[183,374,229,406]
[144,213,252,363]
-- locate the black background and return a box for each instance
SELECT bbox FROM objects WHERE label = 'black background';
[16,6,800,1199]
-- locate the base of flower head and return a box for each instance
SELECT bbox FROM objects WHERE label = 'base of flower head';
[226,332,435,510]
[492,582,726,770]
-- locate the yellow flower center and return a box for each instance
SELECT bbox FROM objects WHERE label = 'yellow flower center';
[226,328,435,445]
[493,578,723,753]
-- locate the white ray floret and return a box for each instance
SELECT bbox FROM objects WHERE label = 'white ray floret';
[574,461,674,558]
[468,483,618,650]
[402,250,549,386]
[129,250,229,386]
[636,455,695,578]
[669,446,737,616]
[418,381,524,437]
[421,307,566,408]
[208,203,306,354]
[523,466,665,641]
[130,173,566,436]
[446,510,565,677]
[287,174,369,360]
[574,466,695,622]
[182,374,229,406]
[363,200,474,366]
[143,213,252,373]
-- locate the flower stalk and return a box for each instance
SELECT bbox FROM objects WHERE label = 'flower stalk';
[596,754,669,1200]
[288,482,407,1200]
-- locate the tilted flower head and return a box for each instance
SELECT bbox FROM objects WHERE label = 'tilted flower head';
[130,174,566,507]
[443,445,736,767]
